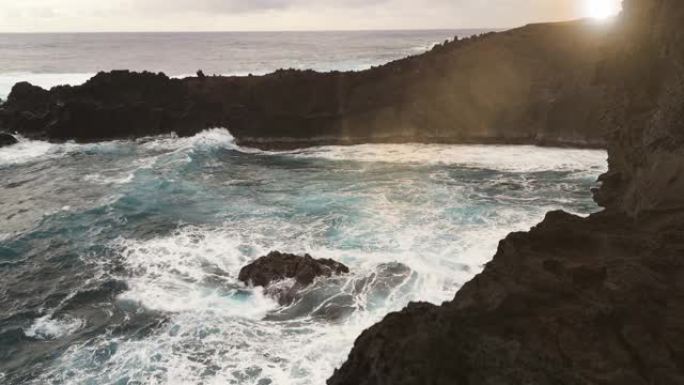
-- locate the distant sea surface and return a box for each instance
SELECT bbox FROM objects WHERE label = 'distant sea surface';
[0,29,490,99]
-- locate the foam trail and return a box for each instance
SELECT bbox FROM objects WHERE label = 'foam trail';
[285,143,608,173]
[24,315,85,340]
[0,137,55,166]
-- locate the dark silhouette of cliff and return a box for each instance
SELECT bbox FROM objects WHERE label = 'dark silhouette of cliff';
[0,20,611,149]
[328,1,684,384]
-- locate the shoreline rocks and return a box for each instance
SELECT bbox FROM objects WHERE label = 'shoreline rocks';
[328,0,684,383]
[238,251,349,305]
[329,211,684,384]
[0,133,17,147]
[0,19,610,149]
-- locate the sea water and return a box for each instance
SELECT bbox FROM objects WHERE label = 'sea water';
[0,129,606,384]
[0,29,492,100]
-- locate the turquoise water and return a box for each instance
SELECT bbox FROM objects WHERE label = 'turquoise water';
[0,129,607,384]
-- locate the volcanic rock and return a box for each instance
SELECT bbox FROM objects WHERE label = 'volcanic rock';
[0,20,611,148]
[239,251,349,304]
[0,133,17,147]
[328,1,684,384]
[329,211,684,384]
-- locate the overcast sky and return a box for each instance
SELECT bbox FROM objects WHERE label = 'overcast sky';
[0,0,623,32]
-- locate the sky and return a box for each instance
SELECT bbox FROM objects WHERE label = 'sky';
[0,0,623,33]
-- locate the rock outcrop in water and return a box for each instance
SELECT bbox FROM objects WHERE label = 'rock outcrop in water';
[328,1,684,384]
[0,133,17,147]
[239,251,349,304]
[0,20,611,149]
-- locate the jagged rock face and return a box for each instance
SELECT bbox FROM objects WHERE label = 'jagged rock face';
[0,71,224,142]
[239,251,349,288]
[329,1,684,384]
[596,0,684,216]
[0,20,610,148]
[238,251,349,305]
[329,211,684,385]
[0,133,17,147]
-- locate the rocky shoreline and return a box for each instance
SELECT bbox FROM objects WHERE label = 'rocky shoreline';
[328,0,684,383]
[2,0,682,383]
[0,19,610,149]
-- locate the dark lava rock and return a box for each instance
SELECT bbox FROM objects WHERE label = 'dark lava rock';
[239,251,349,289]
[0,133,17,147]
[0,21,609,148]
[329,1,684,384]
[329,211,684,385]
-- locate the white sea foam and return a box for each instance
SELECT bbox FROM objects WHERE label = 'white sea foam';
[284,143,608,173]
[113,226,277,317]
[11,127,608,385]
[0,136,128,166]
[0,137,55,166]
[0,129,236,167]
[24,315,85,340]
[139,128,239,152]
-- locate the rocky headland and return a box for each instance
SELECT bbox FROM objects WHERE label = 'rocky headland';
[2,0,681,383]
[0,19,611,149]
[328,0,684,384]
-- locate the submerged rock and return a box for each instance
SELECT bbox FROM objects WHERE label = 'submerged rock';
[0,133,17,147]
[239,251,349,305]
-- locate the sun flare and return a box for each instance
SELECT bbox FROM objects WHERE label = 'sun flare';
[585,0,621,19]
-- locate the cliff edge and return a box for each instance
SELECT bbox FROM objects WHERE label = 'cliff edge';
[0,20,610,149]
[328,1,684,384]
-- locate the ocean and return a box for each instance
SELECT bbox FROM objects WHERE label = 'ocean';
[0,31,606,385]
[0,30,491,100]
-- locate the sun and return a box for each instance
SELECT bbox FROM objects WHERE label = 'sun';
[585,0,622,19]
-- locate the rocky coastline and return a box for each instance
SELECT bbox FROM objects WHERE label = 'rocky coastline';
[328,0,684,383]
[2,0,681,383]
[0,19,611,149]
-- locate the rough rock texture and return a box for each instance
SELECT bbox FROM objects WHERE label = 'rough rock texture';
[594,0,684,216]
[238,251,349,289]
[0,133,17,147]
[329,211,684,385]
[0,20,611,148]
[328,1,684,384]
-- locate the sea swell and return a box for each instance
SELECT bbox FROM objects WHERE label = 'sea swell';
[0,129,607,384]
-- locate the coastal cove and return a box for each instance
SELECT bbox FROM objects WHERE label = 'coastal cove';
[2,0,684,383]
[0,133,606,384]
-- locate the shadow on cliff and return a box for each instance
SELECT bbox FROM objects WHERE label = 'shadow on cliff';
[328,0,684,384]
[0,19,612,149]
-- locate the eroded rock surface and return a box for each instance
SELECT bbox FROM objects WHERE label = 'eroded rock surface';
[329,211,684,385]
[239,251,349,305]
[329,1,684,384]
[0,20,611,149]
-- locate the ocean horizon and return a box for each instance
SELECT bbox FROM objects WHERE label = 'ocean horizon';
[0,29,495,100]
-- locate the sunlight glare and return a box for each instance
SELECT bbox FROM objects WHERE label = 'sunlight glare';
[585,0,621,20]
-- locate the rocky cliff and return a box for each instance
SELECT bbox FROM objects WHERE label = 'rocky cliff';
[0,20,610,149]
[328,1,684,384]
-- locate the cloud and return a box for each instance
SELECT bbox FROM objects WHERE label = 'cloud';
[0,0,622,32]
[128,0,385,15]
